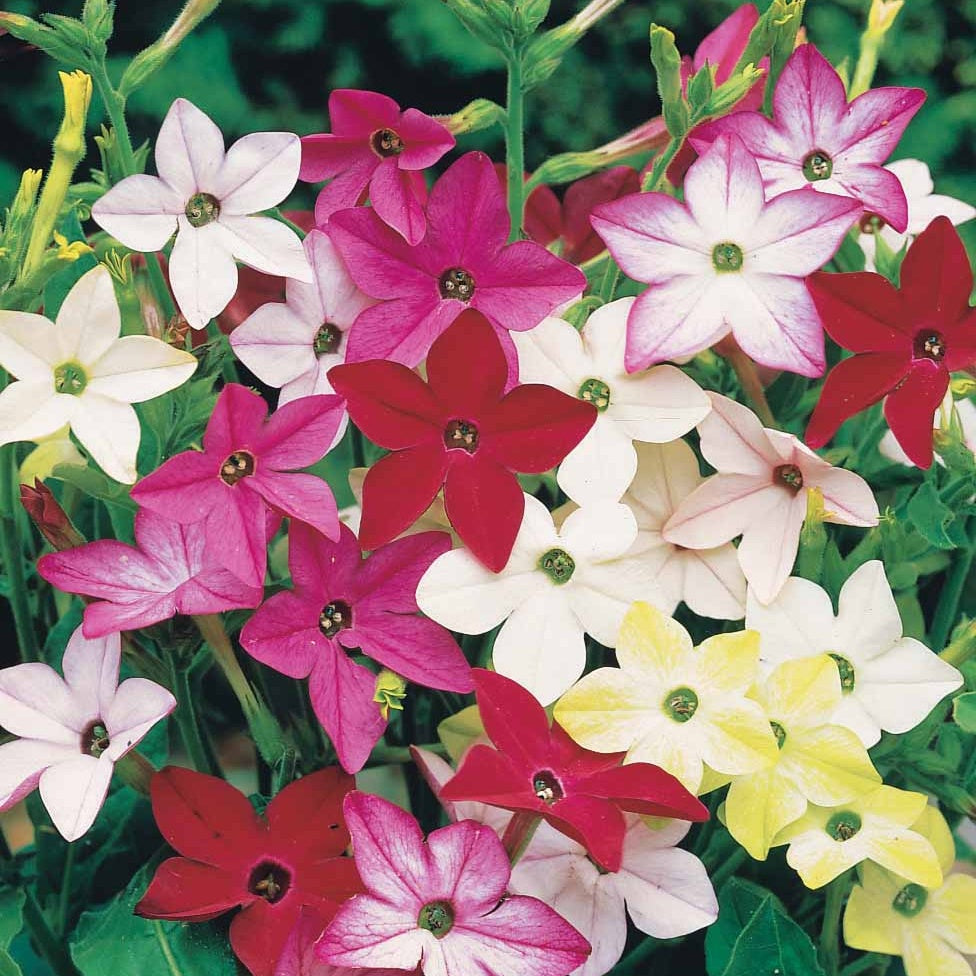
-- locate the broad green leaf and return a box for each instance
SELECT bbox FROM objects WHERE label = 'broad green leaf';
[705,878,785,973]
[906,482,958,550]
[720,897,825,976]
[0,887,25,976]
[953,692,976,733]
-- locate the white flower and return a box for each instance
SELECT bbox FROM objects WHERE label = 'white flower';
[746,560,963,747]
[92,98,312,329]
[0,266,197,483]
[512,299,710,504]
[416,492,666,705]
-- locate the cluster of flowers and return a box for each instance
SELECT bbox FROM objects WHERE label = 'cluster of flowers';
[0,3,974,976]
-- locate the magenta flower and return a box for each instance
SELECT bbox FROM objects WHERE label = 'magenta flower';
[300,89,456,245]
[329,151,586,371]
[240,522,472,773]
[130,384,344,589]
[37,509,264,637]
[690,44,925,233]
[317,791,590,976]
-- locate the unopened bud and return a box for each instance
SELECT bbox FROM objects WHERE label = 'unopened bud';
[10,169,43,220]
[440,0,509,50]
[867,0,904,39]
[81,0,114,42]
[374,669,408,720]
[686,64,715,114]
[20,479,86,550]
[442,98,505,136]
[59,69,93,133]
[650,25,689,137]
[706,63,766,116]
[951,377,976,398]
[528,150,604,188]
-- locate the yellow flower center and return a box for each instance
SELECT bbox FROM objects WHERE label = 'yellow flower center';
[577,378,611,412]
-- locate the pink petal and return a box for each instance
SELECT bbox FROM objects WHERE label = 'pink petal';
[426,819,510,912]
[0,739,78,810]
[251,471,339,541]
[208,483,269,588]
[350,530,451,612]
[693,4,758,80]
[328,90,402,137]
[312,155,379,225]
[256,394,346,469]
[834,87,926,166]
[684,134,765,239]
[204,383,268,457]
[396,107,456,169]
[831,163,907,233]
[300,133,375,182]
[317,894,423,971]
[772,45,848,153]
[343,296,461,368]
[240,591,323,680]
[175,563,265,619]
[369,159,427,245]
[736,487,807,603]
[131,450,226,524]
[698,392,781,474]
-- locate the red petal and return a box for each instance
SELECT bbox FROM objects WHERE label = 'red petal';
[808,271,911,353]
[580,763,708,822]
[135,857,243,921]
[472,668,552,771]
[545,794,626,872]
[266,767,356,860]
[438,743,539,811]
[300,856,365,916]
[288,521,361,597]
[944,308,976,371]
[883,359,949,469]
[562,166,641,264]
[900,216,975,331]
[231,898,299,976]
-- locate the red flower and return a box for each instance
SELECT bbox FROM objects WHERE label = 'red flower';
[136,766,361,976]
[328,310,596,571]
[438,669,708,872]
[806,217,976,468]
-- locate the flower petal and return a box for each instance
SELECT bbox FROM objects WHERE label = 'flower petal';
[155,98,226,198]
[215,132,301,215]
[87,335,197,403]
[71,393,141,483]
[0,739,78,810]
[135,857,243,921]
[169,223,238,329]
[39,754,113,841]
[90,174,182,251]
[217,215,311,281]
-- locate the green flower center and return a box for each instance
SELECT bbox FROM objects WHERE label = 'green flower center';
[81,720,110,758]
[248,860,291,903]
[438,267,476,302]
[826,810,862,841]
[444,419,479,453]
[314,323,341,356]
[54,361,88,396]
[532,769,564,805]
[418,900,455,938]
[219,451,256,485]
[577,377,611,412]
[712,242,744,273]
[770,720,787,749]
[184,192,221,228]
[775,463,804,492]
[829,653,856,694]
[664,687,699,723]
[370,127,404,158]
[802,150,833,182]
[913,331,946,363]
[892,882,928,918]
[538,548,575,585]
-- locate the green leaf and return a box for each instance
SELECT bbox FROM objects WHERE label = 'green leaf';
[906,481,959,550]
[0,887,26,976]
[51,463,136,511]
[953,692,976,733]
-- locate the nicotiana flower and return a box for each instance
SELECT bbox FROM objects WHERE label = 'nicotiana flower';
[92,98,312,329]
[300,88,455,245]
[746,561,963,747]
[240,521,472,773]
[553,602,779,794]
[229,229,375,410]
[328,151,586,369]
[38,508,265,636]
[774,786,944,891]
[137,766,362,976]
[690,44,925,232]
[317,792,591,976]
[0,624,175,841]
[512,299,710,504]
[131,383,344,588]
[805,217,976,469]
[663,393,879,604]
[417,493,665,706]
[880,393,976,468]
[591,133,861,375]
[622,440,747,620]
[438,670,706,872]
[0,266,196,484]
[844,806,976,976]
[329,311,595,572]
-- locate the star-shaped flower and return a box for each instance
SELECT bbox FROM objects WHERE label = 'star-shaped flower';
[591,132,862,375]
[690,44,925,232]
[300,88,455,245]
[0,624,175,841]
[92,98,312,329]
[328,310,595,571]
[512,299,710,504]
[805,216,976,468]
[0,266,196,483]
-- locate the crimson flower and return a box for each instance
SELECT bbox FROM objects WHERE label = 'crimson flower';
[806,216,976,468]
[438,669,708,872]
[137,766,361,976]
[328,311,596,571]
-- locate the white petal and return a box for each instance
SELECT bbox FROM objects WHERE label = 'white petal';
[663,476,783,549]
[698,392,780,475]
[627,439,702,523]
[90,174,181,252]
[611,364,710,443]
[56,266,121,366]
[885,159,934,199]
[511,315,588,395]
[71,394,141,484]
[88,336,197,403]
[0,662,82,742]
[289,229,375,328]
[0,313,60,379]
[214,131,301,215]
[155,97,225,197]
[557,417,637,505]
[103,677,176,760]
[833,560,902,661]
[559,501,637,564]
[580,298,632,377]
[746,574,835,665]
[680,547,747,620]
[909,193,976,233]
[216,215,312,281]
[0,382,72,444]
[736,488,808,604]
[0,739,79,808]
[829,695,882,748]
[229,303,318,388]
[39,754,113,841]
[168,221,237,329]
[61,626,120,720]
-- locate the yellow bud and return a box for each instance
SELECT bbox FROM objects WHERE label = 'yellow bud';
[867,0,904,38]
[373,669,408,720]
[53,230,93,262]
[10,168,43,220]
[58,70,93,132]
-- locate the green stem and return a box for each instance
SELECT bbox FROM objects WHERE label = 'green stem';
[500,811,541,865]
[56,843,75,936]
[640,136,684,193]
[725,343,775,427]
[930,515,975,652]
[172,662,217,774]
[819,871,851,976]
[505,46,526,241]
[708,845,748,892]
[0,443,40,661]
[367,742,448,766]
[849,36,880,100]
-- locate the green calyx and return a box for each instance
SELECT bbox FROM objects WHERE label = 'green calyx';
[54,361,87,395]
[664,686,699,723]
[539,548,575,585]
[711,242,743,273]
[770,720,787,749]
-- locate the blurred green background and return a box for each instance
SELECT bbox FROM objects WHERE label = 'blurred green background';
[0,0,974,218]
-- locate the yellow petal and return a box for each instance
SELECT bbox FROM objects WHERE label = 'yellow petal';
[615,601,692,679]
[437,705,485,763]
[929,874,976,953]
[725,767,807,860]
[699,700,780,775]
[843,871,903,955]
[864,830,943,890]
[699,628,761,694]
[786,827,861,889]
[910,805,956,875]
[782,725,881,806]
[554,667,656,753]
[866,785,931,827]
[762,655,842,726]
[903,928,973,976]
[698,764,733,795]
[19,428,86,483]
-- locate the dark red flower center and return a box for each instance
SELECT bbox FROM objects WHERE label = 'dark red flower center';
[370,127,404,158]
[774,463,804,492]
[858,213,885,235]
[220,451,256,485]
[802,150,833,182]
[418,900,455,938]
[438,267,476,302]
[319,599,352,638]
[248,860,291,903]
[314,323,341,356]
[80,720,110,758]
[532,769,564,805]
[913,331,946,362]
[444,419,479,453]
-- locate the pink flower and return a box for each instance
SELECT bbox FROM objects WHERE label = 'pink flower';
[37,509,264,637]
[317,791,591,976]
[240,522,472,773]
[130,384,344,588]
[591,133,861,375]
[663,393,879,604]
[0,624,175,840]
[300,89,455,245]
[329,151,586,371]
[690,44,925,233]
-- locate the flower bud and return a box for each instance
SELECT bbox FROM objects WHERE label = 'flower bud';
[81,0,114,42]
[705,63,766,116]
[867,0,904,39]
[20,479,86,550]
[685,64,714,114]
[440,0,509,50]
[650,25,689,138]
[527,150,604,188]
[442,98,505,136]
[374,669,408,720]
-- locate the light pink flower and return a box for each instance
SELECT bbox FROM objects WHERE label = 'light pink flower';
[591,133,861,376]
[0,625,175,840]
[663,393,878,604]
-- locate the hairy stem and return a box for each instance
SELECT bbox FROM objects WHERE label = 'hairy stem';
[505,47,526,241]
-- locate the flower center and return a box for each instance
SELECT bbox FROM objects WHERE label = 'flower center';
[859,213,885,235]
[370,127,404,158]
[54,361,88,396]
[802,150,833,182]
[319,600,352,638]
[314,323,341,356]
[538,548,575,585]
[770,720,787,749]
[443,419,479,453]
[711,242,744,273]
[825,810,862,841]
[775,464,804,492]
[577,377,611,412]
[220,451,256,485]
[247,860,291,904]
[828,653,856,694]
[184,192,221,228]
[418,900,455,938]
[532,769,564,805]
[913,331,946,362]
[664,687,699,723]
[80,720,110,758]
[438,267,476,302]
[892,882,928,918]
